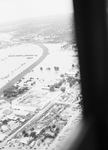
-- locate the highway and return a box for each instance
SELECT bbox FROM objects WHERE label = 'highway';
[0,44,49,96]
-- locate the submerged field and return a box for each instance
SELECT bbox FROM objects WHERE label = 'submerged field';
[0,43,42,88]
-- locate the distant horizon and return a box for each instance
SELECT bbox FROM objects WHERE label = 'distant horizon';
[0,12,73,27]
[0,0,73,24]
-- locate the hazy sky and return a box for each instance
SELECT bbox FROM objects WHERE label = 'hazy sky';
[0,0,73,23]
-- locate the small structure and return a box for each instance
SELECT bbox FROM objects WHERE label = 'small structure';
[19,137,31,145]
[20,118,25,122]
[12,104,36,112]
[7,114,18,120]
[1,125,9,133]
[41,86,49,90]
[13,110,29,116]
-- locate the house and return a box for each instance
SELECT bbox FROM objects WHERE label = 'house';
[19,137,31,145]
[1,125,9,133]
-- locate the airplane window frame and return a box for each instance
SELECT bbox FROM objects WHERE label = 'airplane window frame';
[62,0,108,150]
[0,0,107,149]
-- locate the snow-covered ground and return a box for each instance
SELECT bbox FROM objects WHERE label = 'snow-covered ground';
[0,33,12,42]
[0,43,43,88]
[25,43,79,87]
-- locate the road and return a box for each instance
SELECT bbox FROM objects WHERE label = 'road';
[0,93,63,147]
[0,44,49,96]
[0,101,55,147]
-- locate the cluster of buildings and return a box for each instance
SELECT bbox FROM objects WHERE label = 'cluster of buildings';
[4,103,71,150]
[0,106,30,142]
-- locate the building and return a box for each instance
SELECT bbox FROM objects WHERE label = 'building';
[1,125,9,133]
[12,104,36,112]
[19,137,32,145]
[13,110,29,116]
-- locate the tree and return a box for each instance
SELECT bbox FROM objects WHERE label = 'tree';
[58,81,63,86]
[67,76,76,87]
[46,67,51,70]
[22,130,26,135]
[24,133,29,137]
[72,64,74,68]
[61,87,66,92]
[30,127,34,131]
[54,83,59,88]
[54,66,59,71]
[30,132,36,138]
[2,119,8,125]
[40,67,43,70]
[49,85,55,92]
[69,82,73,87]
[60,74,64,77]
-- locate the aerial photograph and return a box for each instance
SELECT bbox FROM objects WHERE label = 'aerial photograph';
[0,0,82,150]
